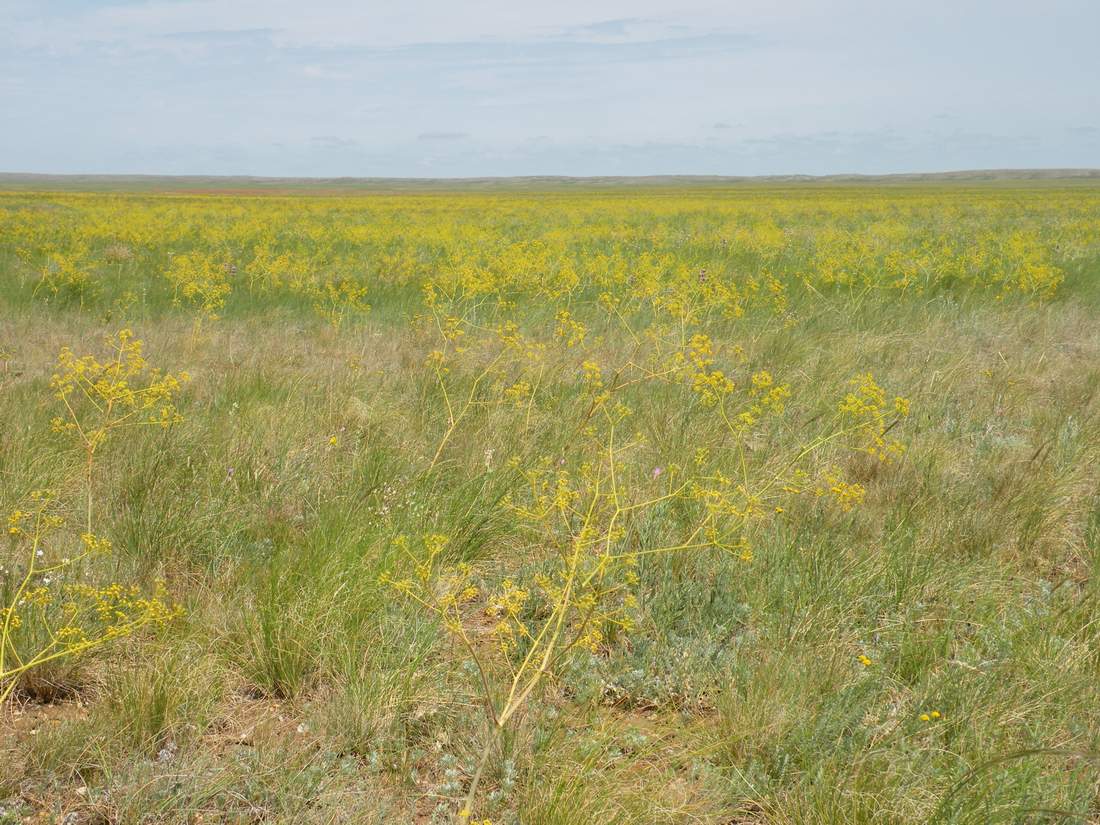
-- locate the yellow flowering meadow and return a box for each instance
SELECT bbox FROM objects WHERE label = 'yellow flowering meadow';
[2,186,1097,322]
[1,181,1099,823]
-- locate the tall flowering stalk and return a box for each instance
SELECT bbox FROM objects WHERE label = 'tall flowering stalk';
[1,330,187,704]
[50,328,188,533]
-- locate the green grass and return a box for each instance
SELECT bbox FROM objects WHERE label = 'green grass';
[2,185,1100,823]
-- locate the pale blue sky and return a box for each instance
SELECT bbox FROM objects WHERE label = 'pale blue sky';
[2,0,1098,176]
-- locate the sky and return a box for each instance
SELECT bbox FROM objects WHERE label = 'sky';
[2,0,1098,177]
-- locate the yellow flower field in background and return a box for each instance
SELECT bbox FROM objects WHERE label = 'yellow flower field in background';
[4,187,1098,323]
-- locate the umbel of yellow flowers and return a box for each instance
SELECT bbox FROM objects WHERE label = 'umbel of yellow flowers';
[50,328,188,532]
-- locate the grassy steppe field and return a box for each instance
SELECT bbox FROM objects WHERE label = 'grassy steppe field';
[2,183,1100,823]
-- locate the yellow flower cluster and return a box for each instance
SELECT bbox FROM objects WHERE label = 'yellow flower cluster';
[2,493,181,703]
[486,579,531,654]
[51,328,188,438]
[164,253,231,319]
[51,329,189,531]
[839,373,909,462]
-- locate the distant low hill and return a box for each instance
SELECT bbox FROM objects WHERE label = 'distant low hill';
[1,168,1098,193]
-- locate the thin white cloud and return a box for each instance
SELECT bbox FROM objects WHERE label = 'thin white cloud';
[6,0,758,50]
[418,132,470,141]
